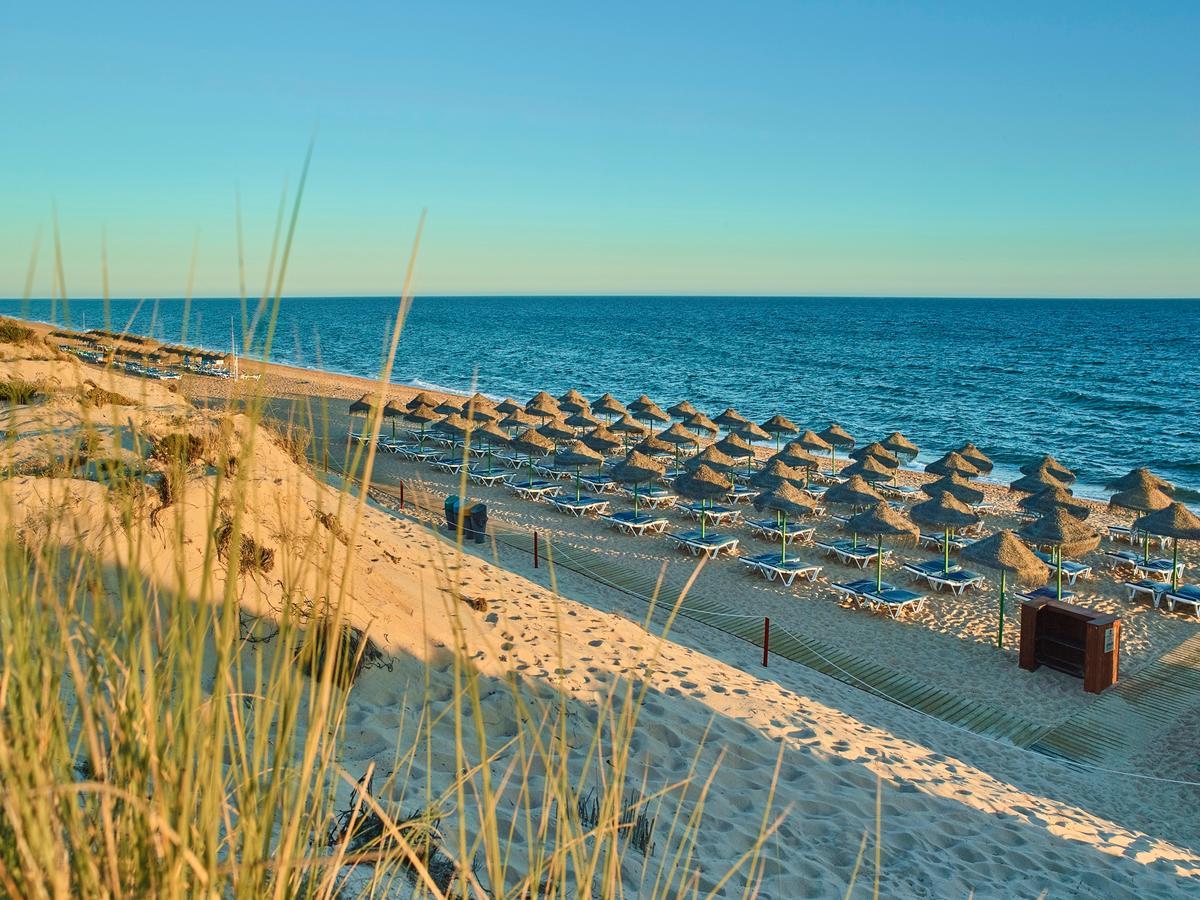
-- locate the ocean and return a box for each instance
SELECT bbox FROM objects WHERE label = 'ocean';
[4,295,1198,502]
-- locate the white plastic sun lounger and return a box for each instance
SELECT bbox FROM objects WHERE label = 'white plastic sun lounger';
[725,485,758,504]
[1123,579,1172,607]
[666,530,739,559]
[1033,552,1091,584]
[831,579,898,608]
[740,553,821,585]
[902,560,985,595]
[507,479,562,500]
[815,539,890,569]
[1163,585,1200,617]
[745,519,816,545]
[677,503,742,525]
[467,467,512,486]
[861,588,926,619]
[600,510,670,536]
[1107,524,1166,548]
[577,474,618,494]
[621,486,678,508]
[1015,586,1076,603]
[431,457,471,473]
[547,495,610,517]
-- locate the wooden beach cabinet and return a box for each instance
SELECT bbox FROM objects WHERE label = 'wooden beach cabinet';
[1018,598,1120,693]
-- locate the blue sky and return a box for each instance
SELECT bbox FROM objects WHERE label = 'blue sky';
[2,1,1197,297]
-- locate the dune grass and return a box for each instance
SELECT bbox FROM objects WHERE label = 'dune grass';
[0,171,783,897]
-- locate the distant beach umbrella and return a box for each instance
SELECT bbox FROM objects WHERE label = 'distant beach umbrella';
[558,389,589,413]
[349,393,385,418]
[1019,509,1100,599]
[749,458,808,492]
[1009,464,1069,495]
[738,422,772,445]
[773,445,821,485]
[910,493,981,573]
[1109,479,1173,563]
[633,400,670,429]
[564,409,600,430]
[1020,486,1090,521]
[1106,467,1175,495]
[961,531,1050,647]
[761,414,799,449]
[753,480,814,562]
[433,413,473,439]
[476,421,510,469]
[510,428,556,483]
[823,474,884,510]
[464,395,498,422]
[406,391,435,410]
[538,418,577,449]
[499,409,537,433]
[683,412,719,435]
[609,414,648,450]
[403,402,440,444]
[817,423,854,472]
[467,391,493,410]
[628,394,656,412]
[957,442,994,474]
[592,393,627,422]
[610,450,665,514]
[716,432,757,475]
[383,400,405,437]
[1020,454,1075,485]
[713,408,750,431]
[847,501,919,591]
[494,397,523,415]
[882,432,920,459]
[658,421,700,469]
[555,440,604,500]
[633,434,674,457]
[674,463,732,537]
[527,390,558,409]
[434,399,463,416]
[924,451,980,479]
[582,425,622,456]
[687,445,739,474]
[526,398,560,421]
[1133,502,1200,589]
[849,441,900,468]
[922,473,985,506]
[840,455,895,484]
[667,400,700,419]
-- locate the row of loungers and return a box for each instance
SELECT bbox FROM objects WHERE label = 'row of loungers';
[1123,582,1200,617]
[832,580,927,619]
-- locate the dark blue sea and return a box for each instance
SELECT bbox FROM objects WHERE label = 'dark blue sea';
[5,296,1198,502]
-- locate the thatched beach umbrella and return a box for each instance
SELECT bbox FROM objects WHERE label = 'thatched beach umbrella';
[1106,467,1175,495]
[349,394,388,435]
[526,398,560,421]
[674,463,732,537]
[628,394,655,413]
[713,408,749,432]
[633,434,674,457]
[910,493,981,573]
[848,501,919,590]
[1021,455,1075,485]
[1019,510,1100,599]
[850,441,900,469]
[433,412,473,441]
[761,414,799,449]
[494,397,523,415]
[797,429,832,455]
[403,402,440,444]
[538,418,576,450]
[558,389,590,414]
[564,409,600,431]
[922,473,985,506]
[840,455,895,484]
[593,393,627,423]
[824,475,885,549]
[658,421,700,469]
[1133,502,1200,590]
[582,425,623,457]
[687,445,738,475]
[816,423,853,472]
[527,390,558,409]
[739,422,772,445]
[753,480,814,562]
[1020,486,1090,521]
[667,400,699,420]
[610,450,665,514]
[499,409,537,434]
[383,400,405,437]
[473,421,510,470]
[774,445,821,485]
[716,432,757,476]
[684,412,719,436]
[925,451,980,479]
[633,400,670,431]
[510,428,555,483]
[406,391,435,410]
[749,458,808,492]
[961,531,1050,647]
[882,432,920,460]
[1009,464,1069,495]
[1109,477,1173,563]
[609,414,648,451]
[434,399,463,417]
[555,440,604,500]
[957,442,994,474]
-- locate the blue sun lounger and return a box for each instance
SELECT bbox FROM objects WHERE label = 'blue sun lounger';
[902,560,985,594]
[830,579,897,608]
[815,539,890,569]
[1163,584,1200,617]
[678,502,742,525]
[578,473,618,493]
[745,519,816,545]
[666,530,740,559]
[547,495,610,517]
[467,466,511,486]
[861,588,927,618]
[740,553,821,585]
[1033,551,1091,584]
[1016,586,1077,603]
[1123,579,1172,607]
[506,479,562,500]
[600,510,670,536]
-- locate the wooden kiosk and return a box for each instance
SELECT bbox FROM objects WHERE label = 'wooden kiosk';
[1019,597,1120,693]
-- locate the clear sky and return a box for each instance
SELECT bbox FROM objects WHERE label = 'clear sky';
[2,1,1197,298]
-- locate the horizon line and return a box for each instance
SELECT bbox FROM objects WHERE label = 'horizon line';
[4,293,1200,303]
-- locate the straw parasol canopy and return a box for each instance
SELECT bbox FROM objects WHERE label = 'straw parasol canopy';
[957,442,993,474]
[464,401,498,423]
[499,409,537,431]
[850,441,900,468]
[1020,454,1075,485]
[475,422,511,468]
[434,399,463,416]
[847,501,920,590]
[1020,486,1090,521]
[749,458,808,491]
[713,408,749,430]
[922,473,985,506]
[610,450,665,513]
[683,412,719,435]
[667,400,699,419]
[1133,502,1200,589]
[924,451,980,479]
[910,493,982,572]
[406,391,435,410]
[382,399,405,436]
[633,434,674,456]
[404,402,440,425]
[564,410,600,430]
[1009,464,1069,495]
[558,389,589,411]
[349,393,387,416]
[840,456,895,483]
[717,432,755,457]
[819,423,855,448]
[659,421,699,446]
[761,414,799,444]
[674,463,733,536]
[776,443,821,468]
[511,427,556,482]
[525,398,560,421]
[1106,467,1175,495]
[687,445,738,473]
[1019,509,1100,599]
[433,413,473,438]
[538,419,577,444]
[797,430,832,454]
[592,393,627,420]
[555,440,605,499]
[467,391,493,410]
[882,431,919,458]
[961,531,1051,647]
[582,425,622,454]
[739,422,772,443]
[628,394,656,412]
[633,400,670,427]
[494,397,523,415]
[1108,482,1172,516]
[527,391,558,409]
[609,414,648,442]
[752,480,815,561]
[823,475,884,509]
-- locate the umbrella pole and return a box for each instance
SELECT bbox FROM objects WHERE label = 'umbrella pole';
[1056,547,1063,601]
[944,527,951,573]
[1144,528,1150,566]
[781,514,788,563]
[1173,537,1180,590]
[576,467,581,501]
[876,535,883,591]
[634,483,639,515]
[997,572,1006,648]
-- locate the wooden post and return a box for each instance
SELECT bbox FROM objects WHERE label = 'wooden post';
[762,617,770,666]
[533,531,539,568]
[399,480,404,509]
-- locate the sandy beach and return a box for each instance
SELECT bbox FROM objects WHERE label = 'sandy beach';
[4,319,1200,897]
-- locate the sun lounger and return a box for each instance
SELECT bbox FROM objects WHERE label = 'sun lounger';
[1033,551,1091,584]
[861,588,926,618]
[600,510,670,536]
[725,485,758,504]
[578,474,618,494]
[831,579,898,609]
[431,457,471,473]
[1163,585,1200,617]
[814,539,891,569]
[1103,550,1182,581]
[467,467,512,486]
[801,485,828,499]
[507,479,562,500]
[878,483,919,499]
[622,486,678,508]
[666,530,739,559]
[1123,579,1172,608]
[1016,586,1076,603]
[919,531,973,552]
[902,560,984,594]
[678,502,742,525]
[740,553,821,585]
[745,519,816,545]
[399,446,443,461]
[1107,524,1166,548]
[546,495,610,517]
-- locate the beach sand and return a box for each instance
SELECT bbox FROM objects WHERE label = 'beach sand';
[7,319,1200,896]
